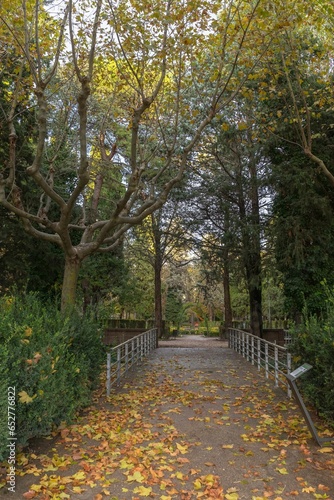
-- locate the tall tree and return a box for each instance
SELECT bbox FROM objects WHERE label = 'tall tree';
[0,0,266,311]
[255,4,334,187]
[127,200,186,337]
[253,23,334,320]
[186,104,269,337]
[267,108,334,320]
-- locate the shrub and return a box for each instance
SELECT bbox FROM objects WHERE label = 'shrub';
[0,345,9,461]
[289,314,334,424]
[0,294,105,461]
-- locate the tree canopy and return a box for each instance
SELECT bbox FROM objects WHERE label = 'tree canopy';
[1,0,334,330]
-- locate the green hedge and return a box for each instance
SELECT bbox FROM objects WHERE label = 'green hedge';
[0,294,105,461]
[289,315,334,424]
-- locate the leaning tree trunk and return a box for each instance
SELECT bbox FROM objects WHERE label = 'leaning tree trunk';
[61,254,82,312]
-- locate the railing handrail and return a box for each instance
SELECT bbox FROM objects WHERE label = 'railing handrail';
[228,327,289,352]
[106,329,155,352]
[228,328,292,397]
[106,328,157,396]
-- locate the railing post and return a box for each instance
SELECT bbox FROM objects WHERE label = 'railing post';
[106,352,111,396]
[105,328,159,394]
[141,334,144,360]
[117,347,121,386]
[136,336,140,362]
[274,346,279,387]
[228,327,291,395]
[241,330,245,356]
[287,352,292,397]
[246,333,249,361]
[125,343,129,373]
[131,339,135,369]
[265,343,269,379]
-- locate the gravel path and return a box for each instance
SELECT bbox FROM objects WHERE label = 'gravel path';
[158,335,228,348]
[6,336,334,499]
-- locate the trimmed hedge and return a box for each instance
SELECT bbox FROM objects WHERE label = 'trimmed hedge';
[0,294,105,461]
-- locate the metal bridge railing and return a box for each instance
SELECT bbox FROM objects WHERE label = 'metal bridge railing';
[106,328,157,396]
[228,328,292,397]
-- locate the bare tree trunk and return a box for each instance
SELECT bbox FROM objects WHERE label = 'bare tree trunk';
[154,257,163,341]
[237,161,263,338]
[248,146,263,338]
[248,279,263,337]
[222,206,233,337]
[61,255,82,312]
[223,256,233,336]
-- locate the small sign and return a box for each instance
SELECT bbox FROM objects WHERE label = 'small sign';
[289,363,313,380]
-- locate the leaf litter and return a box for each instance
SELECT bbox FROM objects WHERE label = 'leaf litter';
[4,346,334,499]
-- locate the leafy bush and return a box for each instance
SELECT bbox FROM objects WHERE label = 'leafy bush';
[289,306,334,424]
[0,345,9,461]
[0,294,105,461]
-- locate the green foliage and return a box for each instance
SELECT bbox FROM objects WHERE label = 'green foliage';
[165,287,184,328]
[0,293,105,461]
[0,345,9,462]
[0,209,64,297]
[79,248,128,310]
[289,290,334,423]
[265,71,334,321]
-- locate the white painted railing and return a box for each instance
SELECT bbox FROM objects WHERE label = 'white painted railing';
[106,328,157,396]
[228,328,292,396]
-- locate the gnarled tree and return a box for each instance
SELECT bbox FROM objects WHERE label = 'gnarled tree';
[0,0,267,311]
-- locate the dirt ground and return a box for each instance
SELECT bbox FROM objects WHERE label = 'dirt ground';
[1,336,333,499]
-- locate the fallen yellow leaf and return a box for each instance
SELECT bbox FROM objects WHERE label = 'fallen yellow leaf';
[302,486,316,493]
[127,470,145,483]
[193,478,202,490]
[276,467,288,475]
[30,485,42,492]
[225,494,239,500]
[71,471,86,481]
[25,327,33,337]
[318,447,333,453]
[72,486,85,493]
[176,442,188,454]
[18,391,35,404]
[133,485,153,496]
